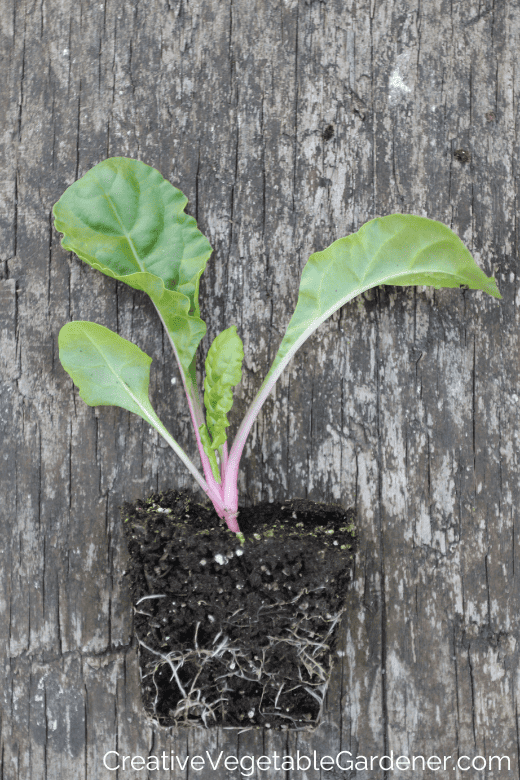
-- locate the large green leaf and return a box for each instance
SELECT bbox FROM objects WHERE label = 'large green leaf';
[53,157,212,313]
[227,214,502,479]
[268,214,501,378]
[94,269,207,374]
[151,285,207,376]
[53,158,212,371]
[203,326,244,450]
[58,321,205,484]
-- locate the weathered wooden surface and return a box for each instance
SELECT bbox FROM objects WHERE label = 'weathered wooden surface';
[1,0,519,777]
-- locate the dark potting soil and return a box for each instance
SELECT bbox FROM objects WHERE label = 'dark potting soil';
[122,489,356,730]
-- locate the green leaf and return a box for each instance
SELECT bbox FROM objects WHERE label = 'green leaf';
[58,320,206,485]
[151,287,207,377]
[203,326,244,450]
[269,214,501,379]
[198,424,222,482]
[53,157,212,370]
[58,320,159,416]
[105,270,207,374]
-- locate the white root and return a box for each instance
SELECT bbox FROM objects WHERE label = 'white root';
[136,599,346,729]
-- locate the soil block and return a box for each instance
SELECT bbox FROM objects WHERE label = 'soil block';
[122,489,356,730]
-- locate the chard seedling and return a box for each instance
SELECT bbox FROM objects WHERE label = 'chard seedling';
[55,157,501,537]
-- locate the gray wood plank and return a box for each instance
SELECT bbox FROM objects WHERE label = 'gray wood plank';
[1,0,519,777]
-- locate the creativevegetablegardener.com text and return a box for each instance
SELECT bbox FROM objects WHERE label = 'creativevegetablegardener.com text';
[103,749,511,774]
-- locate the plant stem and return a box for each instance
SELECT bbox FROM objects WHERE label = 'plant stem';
[223,327,313,516]
[155,304,241,531]
[154,304,231,516]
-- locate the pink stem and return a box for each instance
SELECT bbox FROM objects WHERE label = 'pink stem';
[222,372,277,517]
[153,307,242,533]
[220,441,229,473]
[154,305,228,517]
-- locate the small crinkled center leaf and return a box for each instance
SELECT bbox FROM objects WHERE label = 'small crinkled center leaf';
[203,325,244,450]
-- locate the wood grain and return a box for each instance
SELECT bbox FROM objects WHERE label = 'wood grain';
[1,0,518,777]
